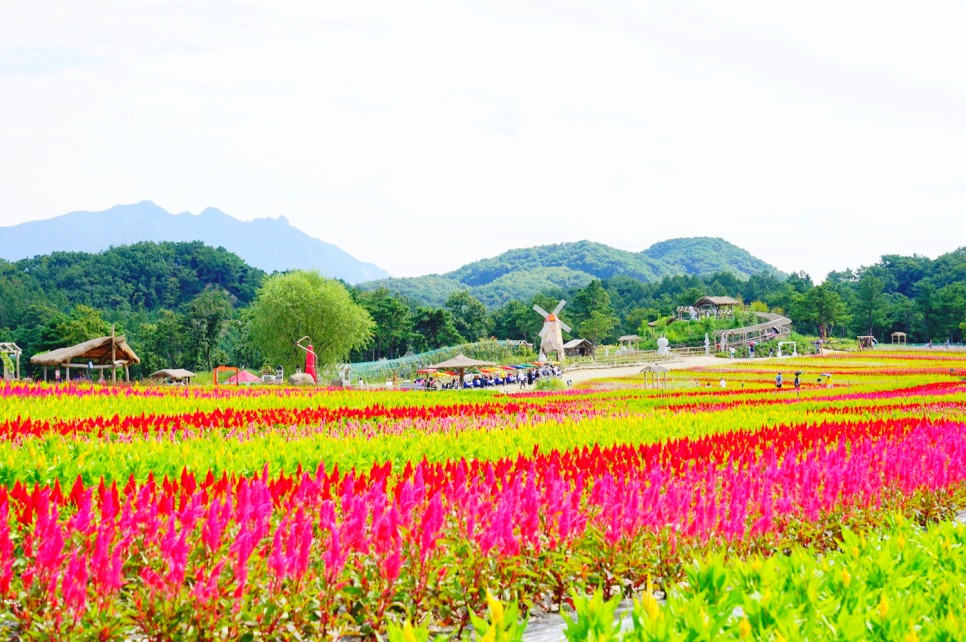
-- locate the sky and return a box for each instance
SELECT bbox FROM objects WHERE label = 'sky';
[2,1,965,281]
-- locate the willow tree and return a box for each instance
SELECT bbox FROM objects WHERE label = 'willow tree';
[248,271,373,375]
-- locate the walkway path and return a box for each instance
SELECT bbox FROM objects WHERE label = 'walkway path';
[563,354,732,385]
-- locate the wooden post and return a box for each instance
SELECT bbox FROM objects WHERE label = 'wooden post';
[111,324,117,384]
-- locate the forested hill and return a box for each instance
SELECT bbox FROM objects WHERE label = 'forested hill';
[0,242,264,328]
[359,237,783,308]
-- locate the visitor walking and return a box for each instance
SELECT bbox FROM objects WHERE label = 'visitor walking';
[775,372,783,389]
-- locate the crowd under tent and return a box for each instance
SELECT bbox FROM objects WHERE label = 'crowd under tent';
[30,335,140,382]
[426,353,495,387]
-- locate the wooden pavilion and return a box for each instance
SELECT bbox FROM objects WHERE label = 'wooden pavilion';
[640,363,669,391]
[857,335,876,350]
[693,296,739,319]
[617,335,641,351]
[890,331,907,345]
[30,335,140,382]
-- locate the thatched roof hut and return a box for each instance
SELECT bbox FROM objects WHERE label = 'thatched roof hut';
[693,296,739,318]
[148,368,196,384]
[31,335,140,382]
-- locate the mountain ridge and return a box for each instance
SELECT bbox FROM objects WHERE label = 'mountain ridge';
[359,237,784,308]
[0,201,389,284]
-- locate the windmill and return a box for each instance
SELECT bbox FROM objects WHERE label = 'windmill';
[533,300,570,363]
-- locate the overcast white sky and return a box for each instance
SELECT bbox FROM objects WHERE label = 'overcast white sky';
[2,1,965,281]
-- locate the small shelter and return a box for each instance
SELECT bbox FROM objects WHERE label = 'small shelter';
[640,363,669,391]
[563,338,595,358]
[1,342,22,380]
[147,368,196,385]
[857,335,876,350]
[693,296,739,319]
[617,335,641,351]
[30,335,140,382]
[891,331,907,345]
[426,353,495,388]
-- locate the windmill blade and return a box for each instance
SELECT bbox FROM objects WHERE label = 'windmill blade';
[560,321,572,333]
[552,300,567,315]
[533,304,550,318]
[538,326,548,337]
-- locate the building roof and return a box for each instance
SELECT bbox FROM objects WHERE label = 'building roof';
[563,338,595,349]
[30,335,140,367]
[617,335,640,342]
[694,296,739,307]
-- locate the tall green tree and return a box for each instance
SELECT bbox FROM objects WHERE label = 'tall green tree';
[411,307,462,352]
[570,280,619,343]
[933,283,966,342]
[248,271,373,374]
[579,310,619,345]
[49,305,114,347]
[139,309,190,371]
[352,287,415,361]
[445,290,492,343]
[854,274,887,336]
[10,304,66,365]
[791,285,850,339]
[182,288,234,371]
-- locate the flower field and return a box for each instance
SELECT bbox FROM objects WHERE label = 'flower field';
[2,350,966,639]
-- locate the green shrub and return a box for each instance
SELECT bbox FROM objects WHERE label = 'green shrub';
[534,377,567,391]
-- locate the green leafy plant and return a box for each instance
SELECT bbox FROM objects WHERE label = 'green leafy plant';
[468,589,527,642]
[561,589,624,642]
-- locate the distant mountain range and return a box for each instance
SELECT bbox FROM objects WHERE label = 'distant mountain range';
[0,201,389,284]
[358,238,784,308]
[0,202,783,305]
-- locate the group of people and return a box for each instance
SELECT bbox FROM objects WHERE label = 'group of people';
[413,364,563,390]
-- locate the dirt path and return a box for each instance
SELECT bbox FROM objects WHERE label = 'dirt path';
[563,355,735,384]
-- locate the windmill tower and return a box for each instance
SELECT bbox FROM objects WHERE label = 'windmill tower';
[533,300,571,363]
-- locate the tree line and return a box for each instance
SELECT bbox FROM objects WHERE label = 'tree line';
[2,242,964,378]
